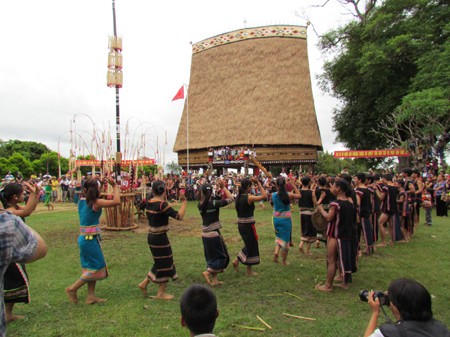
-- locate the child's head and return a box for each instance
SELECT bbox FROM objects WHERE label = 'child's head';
[180,284,218,335]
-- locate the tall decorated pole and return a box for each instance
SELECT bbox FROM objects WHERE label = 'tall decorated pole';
[104,1,137,231]
[107,0,123,177]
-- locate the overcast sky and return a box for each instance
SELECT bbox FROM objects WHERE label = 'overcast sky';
[0,0,355,165]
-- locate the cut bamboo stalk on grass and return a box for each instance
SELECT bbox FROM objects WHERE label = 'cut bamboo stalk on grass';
[283,313,316,321]
[284,291,304,301]
[232,324,265,331]
[256,315,272,330]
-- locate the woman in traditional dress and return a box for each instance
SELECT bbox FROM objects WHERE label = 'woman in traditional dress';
[315,179,357,292]
[43,179,53,210]
[138,180,187,300]
[198,179,234,286]
[65,177,119,304]
[0,181,39,322]
[298,176,317,255]
[271,177,299,265]
[395,179,410,241]
[434,174,448,217]
[313,176,335,246]
[232,177,267,276]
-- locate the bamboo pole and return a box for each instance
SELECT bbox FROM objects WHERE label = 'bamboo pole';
[250,154,272,178]
[232,324,265,331]
[282,313,316,321]
[256,315,272,330]
[284,291,304,301]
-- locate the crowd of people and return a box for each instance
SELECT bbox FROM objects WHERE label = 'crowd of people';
[1,166,449,336]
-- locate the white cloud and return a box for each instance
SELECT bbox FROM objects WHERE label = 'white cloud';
[0,0,352,164]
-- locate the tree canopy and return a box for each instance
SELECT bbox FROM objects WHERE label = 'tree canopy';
[0,139,68,178]
[319,0,449,165]
[0,139,51,162]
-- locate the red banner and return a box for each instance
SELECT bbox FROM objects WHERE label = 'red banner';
[75,159,155,166]
[333,149,409,158]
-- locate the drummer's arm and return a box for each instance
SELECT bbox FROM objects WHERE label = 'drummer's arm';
[317,204,335,222]
[314,191,326,207]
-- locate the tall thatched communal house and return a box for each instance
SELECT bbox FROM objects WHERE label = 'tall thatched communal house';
[174,25,322,173]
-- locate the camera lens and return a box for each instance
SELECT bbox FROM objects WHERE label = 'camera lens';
[359,290,369,302]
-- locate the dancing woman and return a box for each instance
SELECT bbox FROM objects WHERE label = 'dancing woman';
[43,179,53,210]
[198,179,234,286]
[298,176,317,255]
[315,179,357,292]
[272,177,300,265]
[65,177,120,304]
[0,182,40,322]
[138,180,187,300]
[232,177,267,276]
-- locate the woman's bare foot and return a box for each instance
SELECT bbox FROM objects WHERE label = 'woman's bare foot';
[202,271,212,285]
[299,243,304,253]
[150,293,174,300]
[333,275,343,282]
[232,259,239,272]
[282,261,290,266]
[333,283,349,290]
[211,280,224,286]
[138,282,148,297]
[6,314,25,323]
[315,241,321,248]
[273,254,279,263]
[65,287,79,304]
[315,283,332,292]
[246,271,258,276]
[376,243,386,247]
[86,296,107,305]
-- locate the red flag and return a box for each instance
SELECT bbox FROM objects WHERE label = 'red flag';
[172,86,184,101]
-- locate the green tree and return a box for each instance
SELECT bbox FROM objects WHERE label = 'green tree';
[8,152,33,178]
[0,158,9,177]
[165,161,182,175]
[0,139,50,161]
[319,0,450,157]
[33,152,60,177]
[316,151,371,175]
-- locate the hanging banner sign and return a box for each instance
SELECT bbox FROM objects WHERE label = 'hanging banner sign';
[333,149,409,158]
[75,159,155,166]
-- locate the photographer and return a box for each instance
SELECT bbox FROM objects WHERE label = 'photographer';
[364,278,449,337]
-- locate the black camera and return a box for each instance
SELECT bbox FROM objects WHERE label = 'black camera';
[359,290,390,306]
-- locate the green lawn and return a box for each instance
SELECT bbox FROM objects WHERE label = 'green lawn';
[6,201,450,337]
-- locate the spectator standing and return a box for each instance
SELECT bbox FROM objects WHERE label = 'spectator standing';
[433,174,448,217]
[0,210,47,337]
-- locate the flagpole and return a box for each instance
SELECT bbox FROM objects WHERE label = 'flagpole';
[185,83,189,174]
[164,131,167,166]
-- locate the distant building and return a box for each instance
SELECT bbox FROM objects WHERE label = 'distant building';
[174,25,322,173]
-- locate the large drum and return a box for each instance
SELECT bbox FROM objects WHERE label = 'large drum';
[311,204,329,232]
[312,210,327,232]
[102,193,138,231]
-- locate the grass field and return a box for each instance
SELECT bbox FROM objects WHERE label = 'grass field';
[5,201,450,337]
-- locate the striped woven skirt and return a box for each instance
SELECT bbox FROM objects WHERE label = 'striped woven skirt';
[4,263,29,304]
[300,210,317,242]
[237,219,260,266]
[202,230,230,273]
[147,232,178,283]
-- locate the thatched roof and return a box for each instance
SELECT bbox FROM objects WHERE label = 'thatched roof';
[173,25,322,152]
